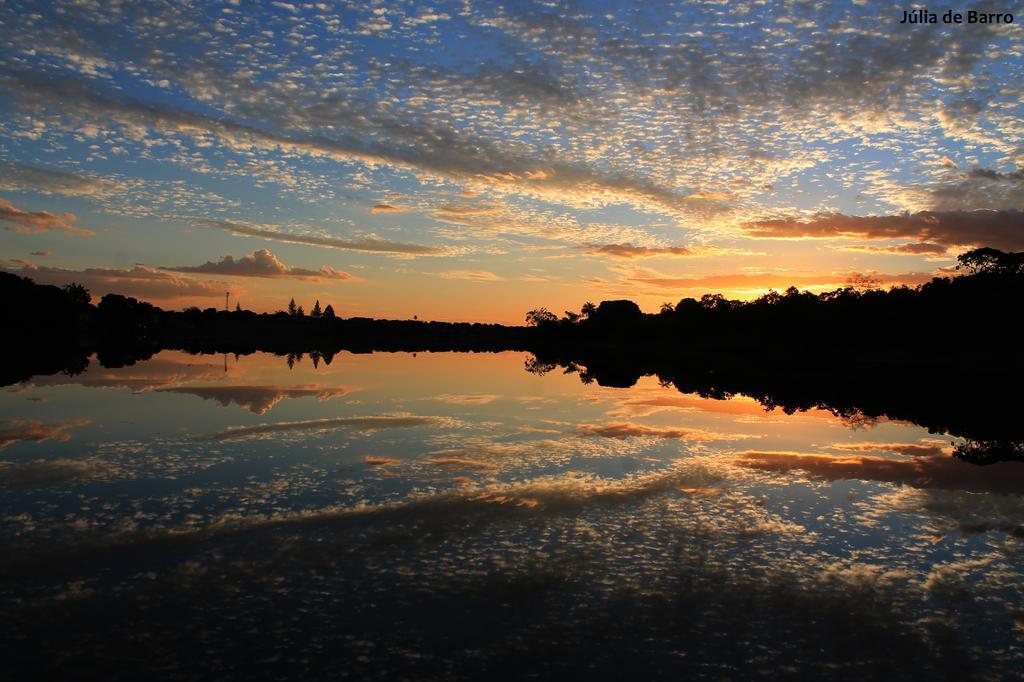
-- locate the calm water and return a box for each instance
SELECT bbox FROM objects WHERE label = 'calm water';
[2,351,1022,679]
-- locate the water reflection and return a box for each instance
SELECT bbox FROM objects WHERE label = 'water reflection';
[1,351,1022,679]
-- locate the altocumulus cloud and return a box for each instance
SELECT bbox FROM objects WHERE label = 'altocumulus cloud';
[163,249,353,281]
[582,243,697,259]
[190,218,446,256]
[196,415,450,441]
[0,66,715,216]
[577,421,746,441]
[580,243,751,260]
[0,162,118,197]
[742,210,1024,251]
[436,270,503,281]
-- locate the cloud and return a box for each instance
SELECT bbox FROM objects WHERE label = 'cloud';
[876,486,1024,536]
[28,354,229,392]
[1,0,1020,265]
[577,421,739,441]
[0,458,105,485]
[830,442,949,458]
[581,243,755,259]
[965,168,1024,182]
[370,204,409,214]
[731,450,1024,494]
[430,199,660,246]
[29,250,52,257]
[742,210,1024,251]
[0,198,93,236]
[426,457,500,471]
[433,393,501,405]
[0,418,91,451]
[436,270,503,281]
[0,162,118,197]
[0,67,706,216]
[1,261,224,299]
[195,415,450,441]
[611,393,778,418]
[613,263,938,294]
[433,202,505,218]
[364,456,400,467]
[582,243,696,259]
[837,243,948,256]
[425,438,570,465]
[191,218,445,256]
[157,385,354,414]
[163,249,352,281]
[925,170,1024,213]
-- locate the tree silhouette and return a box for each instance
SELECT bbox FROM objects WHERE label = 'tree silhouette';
[525,307,558,326]
[957,247,1024,275]
[62,283,91,306]
[953,438,1024,465]
[755,289,782,305]
[288,298,297,316]
[581,302,597,318]
[296,304,304,317]
[699,293,732,310]
[311,300,323,318]
[235,302,241,312]
[323,304,336,319]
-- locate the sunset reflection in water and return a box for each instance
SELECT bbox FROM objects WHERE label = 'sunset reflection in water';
[1,350,1021,678]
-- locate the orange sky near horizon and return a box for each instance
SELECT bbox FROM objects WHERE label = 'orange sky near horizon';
[1,1,1021,324]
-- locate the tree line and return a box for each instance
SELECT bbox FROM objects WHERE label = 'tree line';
[523,247,1024,355]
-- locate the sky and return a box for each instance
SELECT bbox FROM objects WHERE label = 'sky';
[1,0,1022,323]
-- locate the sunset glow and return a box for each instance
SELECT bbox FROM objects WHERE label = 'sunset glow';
[2,1,1021,321]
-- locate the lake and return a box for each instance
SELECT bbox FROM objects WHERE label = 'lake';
[2,350,1022,679]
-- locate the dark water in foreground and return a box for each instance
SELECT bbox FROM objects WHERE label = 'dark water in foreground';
[1,351,1022,679]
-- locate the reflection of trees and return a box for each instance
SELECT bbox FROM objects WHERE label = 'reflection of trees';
[837,411,880,430]
[62,354,90,377]
[524,357,557,376]
[523,349,1024,467]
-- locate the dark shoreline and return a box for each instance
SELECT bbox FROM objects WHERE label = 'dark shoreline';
[4,252,1023,463]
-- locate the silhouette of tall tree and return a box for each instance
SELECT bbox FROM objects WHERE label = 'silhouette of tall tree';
[288,298,297,316]
[62,282,91,306]
[323,304,336,319]
[581,302,597,318]
[311,300,323,318]
[957,247,1024,275]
